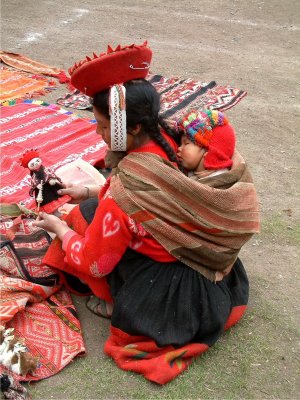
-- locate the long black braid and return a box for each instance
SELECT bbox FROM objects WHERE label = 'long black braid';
[92,79,182,168]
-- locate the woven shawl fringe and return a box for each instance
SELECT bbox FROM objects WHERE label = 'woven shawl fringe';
[110,152,260,281]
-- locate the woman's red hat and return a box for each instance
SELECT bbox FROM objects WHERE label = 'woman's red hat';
[69,41,152,97]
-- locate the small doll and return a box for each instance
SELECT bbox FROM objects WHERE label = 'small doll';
[20,149,70,213]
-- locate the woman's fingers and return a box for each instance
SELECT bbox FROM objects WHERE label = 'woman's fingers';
[57,185,87,203]
[57,188,68,195]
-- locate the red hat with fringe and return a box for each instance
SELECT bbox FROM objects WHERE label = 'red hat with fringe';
[20,149,40,168]
[69,41,152,96]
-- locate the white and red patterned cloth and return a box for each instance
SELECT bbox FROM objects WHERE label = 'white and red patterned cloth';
[0,100,107,206]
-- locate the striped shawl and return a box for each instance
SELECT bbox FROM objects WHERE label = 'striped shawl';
[110,151,260,281]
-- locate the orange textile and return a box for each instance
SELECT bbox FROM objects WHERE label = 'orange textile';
[0,67,56,102]
[0,51,69,82]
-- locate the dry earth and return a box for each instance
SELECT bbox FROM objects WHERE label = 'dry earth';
[1,0,300,399]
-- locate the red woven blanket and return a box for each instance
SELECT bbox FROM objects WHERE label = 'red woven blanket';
[0,101,107,205]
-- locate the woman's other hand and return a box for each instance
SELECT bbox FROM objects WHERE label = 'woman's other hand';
[33,212,71,239]
[57,184,89,203]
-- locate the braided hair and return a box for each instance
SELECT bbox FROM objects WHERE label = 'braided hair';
[92,79,180,166]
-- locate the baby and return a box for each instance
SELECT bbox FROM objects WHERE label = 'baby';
[176,109,235,176]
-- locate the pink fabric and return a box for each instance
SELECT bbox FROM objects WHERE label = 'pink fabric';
[0,101,107,206]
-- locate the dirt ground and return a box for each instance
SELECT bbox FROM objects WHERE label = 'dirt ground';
[1,0,300,399]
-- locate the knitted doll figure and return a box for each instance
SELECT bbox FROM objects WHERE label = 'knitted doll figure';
[20,150,70,213]
[176,109,235,175]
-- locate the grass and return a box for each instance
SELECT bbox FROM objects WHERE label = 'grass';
[29,277,300,400]
[260,211,300,246]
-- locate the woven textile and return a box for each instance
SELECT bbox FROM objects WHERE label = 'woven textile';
[0,67,56,103]
[57,74,247,127]
[149,75,247,126]
[0,101,107,206]
[110,151,260,281]
[0,51,69,82]
[0,217,86,381]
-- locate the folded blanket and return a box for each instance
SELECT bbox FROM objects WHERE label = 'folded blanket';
[0,51,69,83]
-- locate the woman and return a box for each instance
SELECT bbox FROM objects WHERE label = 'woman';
[34,42,260,384]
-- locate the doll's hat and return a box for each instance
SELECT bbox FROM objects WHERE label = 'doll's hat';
[177,110,236,169]
[69,41,152,97]
[20,149,40,168]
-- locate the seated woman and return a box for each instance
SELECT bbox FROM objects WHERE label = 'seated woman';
[34,41,260,385]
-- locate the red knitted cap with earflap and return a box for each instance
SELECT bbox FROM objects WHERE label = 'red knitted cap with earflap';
[177,110,236,170]
[204,123,235,169]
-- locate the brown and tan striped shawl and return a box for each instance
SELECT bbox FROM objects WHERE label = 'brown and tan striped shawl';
[110,151,260,282]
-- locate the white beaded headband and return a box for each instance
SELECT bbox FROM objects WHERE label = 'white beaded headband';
[109,84,127,151]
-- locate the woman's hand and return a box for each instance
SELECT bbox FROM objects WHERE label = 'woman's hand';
[57,184,89,203]
[33,212,71,240]
[58,184,101,203]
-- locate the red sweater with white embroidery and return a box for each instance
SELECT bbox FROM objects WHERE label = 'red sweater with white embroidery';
[62,138,177,278]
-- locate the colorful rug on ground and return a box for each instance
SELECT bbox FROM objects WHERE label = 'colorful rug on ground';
[0,100,107,206]
[57,74,247,128]
[0,51,69,83]
[0,216,86,382]
[0,67,56,103]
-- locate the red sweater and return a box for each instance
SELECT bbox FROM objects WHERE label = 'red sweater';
[62,138,177,278]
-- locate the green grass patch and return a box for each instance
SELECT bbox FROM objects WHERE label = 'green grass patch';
[261,211,300,245]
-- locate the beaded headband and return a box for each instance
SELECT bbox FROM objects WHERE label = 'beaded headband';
[109,84,127,151]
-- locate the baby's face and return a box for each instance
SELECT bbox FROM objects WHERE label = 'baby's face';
[177,135,206,171]
[28,157,42,171]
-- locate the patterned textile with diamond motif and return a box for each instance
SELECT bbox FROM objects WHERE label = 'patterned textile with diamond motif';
[57,73,247,130]
[0,217,86,381]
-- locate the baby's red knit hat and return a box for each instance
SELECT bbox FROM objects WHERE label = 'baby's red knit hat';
[204,123,235,169]
[177,110,236,170]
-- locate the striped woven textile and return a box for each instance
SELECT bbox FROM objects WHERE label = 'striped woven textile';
[0,67,56,103]
[0,51,69,82]
[149,74,247,128]
[0,100,107,205]
[110,151,260,281]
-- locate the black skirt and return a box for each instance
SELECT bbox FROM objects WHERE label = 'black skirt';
[108,249,249,348]
[79,198,249,349]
